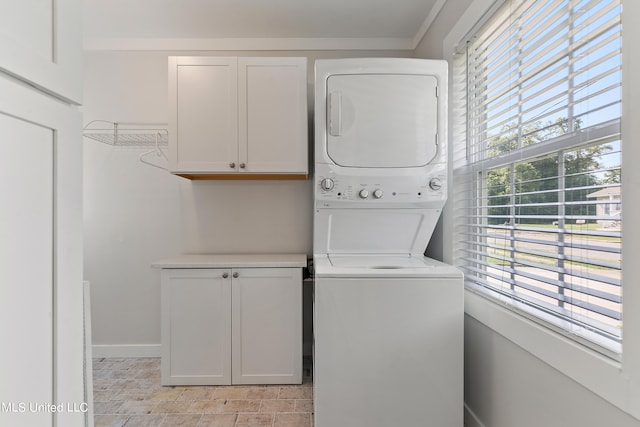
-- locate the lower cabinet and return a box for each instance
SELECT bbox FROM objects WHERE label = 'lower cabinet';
[161,267,302,385]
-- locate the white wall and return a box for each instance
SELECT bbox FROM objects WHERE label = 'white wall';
[464,316,640,427]
[83,49,411,356]
[414,0,474,59]
[416,0,474,262]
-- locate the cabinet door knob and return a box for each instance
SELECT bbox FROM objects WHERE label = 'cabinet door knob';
[222,272,229,279]
[233,272,239,278]
[239,163,246,169]
[229,162,236,169]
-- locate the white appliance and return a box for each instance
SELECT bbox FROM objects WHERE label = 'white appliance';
[313,58,463,427]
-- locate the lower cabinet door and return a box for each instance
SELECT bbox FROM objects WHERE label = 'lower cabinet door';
[231,268,302,384]
[161,269,232,385]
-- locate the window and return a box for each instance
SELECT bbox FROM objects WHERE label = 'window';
[455,0,622,354]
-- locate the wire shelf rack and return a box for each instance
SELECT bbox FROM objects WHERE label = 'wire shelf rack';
[83,120,168,147]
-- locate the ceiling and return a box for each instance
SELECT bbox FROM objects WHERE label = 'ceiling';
[83,0,446,51]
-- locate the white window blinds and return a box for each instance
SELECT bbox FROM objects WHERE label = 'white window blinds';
[454,0,622,354]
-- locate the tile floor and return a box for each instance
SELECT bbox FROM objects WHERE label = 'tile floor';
[93,358,314,427]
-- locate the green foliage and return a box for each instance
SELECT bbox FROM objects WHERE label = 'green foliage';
[485,118,613,225]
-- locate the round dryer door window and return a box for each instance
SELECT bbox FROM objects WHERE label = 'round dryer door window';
[325,73,438,168]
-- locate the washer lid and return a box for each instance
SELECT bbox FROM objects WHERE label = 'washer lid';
[314,255,462,278]
[329,255,428,269]
[325,74,438,168]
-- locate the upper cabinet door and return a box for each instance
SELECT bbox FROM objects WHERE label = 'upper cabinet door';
[238,57,308,174]
[0,0,83,104]
[169,56,238,173]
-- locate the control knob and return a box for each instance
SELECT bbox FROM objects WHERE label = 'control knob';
[429,177,443,191]
[320,178,334,191]
[373,189,383,199]
[359,189,369,199]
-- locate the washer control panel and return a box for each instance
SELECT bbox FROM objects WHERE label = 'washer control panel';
[316,168,446,206]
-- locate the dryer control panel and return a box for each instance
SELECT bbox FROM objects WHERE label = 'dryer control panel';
[315,164,447,208]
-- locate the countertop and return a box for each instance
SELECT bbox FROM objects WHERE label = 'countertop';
[151,253,307,269]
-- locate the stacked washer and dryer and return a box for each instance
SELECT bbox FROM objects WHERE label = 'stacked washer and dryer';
[313,58,463,427]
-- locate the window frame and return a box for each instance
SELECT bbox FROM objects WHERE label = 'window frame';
[442,0,640,420]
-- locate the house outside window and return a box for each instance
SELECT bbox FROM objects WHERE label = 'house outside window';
[587,185,621,226]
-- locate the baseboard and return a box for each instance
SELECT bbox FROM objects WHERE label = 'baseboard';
[464,403,487,427]
[92,344,161,358]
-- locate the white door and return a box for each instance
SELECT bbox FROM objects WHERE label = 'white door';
[238,57,308,174]
[0,76,84,426]
[232,268,302,384]
[161,269,232,385]
[326,74,438,168]
[169,57,238,173]
[0,1,84,425]
[0,104,54,427]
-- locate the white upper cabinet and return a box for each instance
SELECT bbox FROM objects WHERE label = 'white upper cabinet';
[238,57,308,175]
[170,56,239,173]
[0,0,83,104]
[168,56,308,179]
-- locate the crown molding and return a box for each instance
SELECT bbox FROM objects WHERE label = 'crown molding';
[412,0,447,49]
[83,37,416,52]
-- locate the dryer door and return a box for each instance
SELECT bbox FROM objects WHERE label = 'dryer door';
[326,73,438,168]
